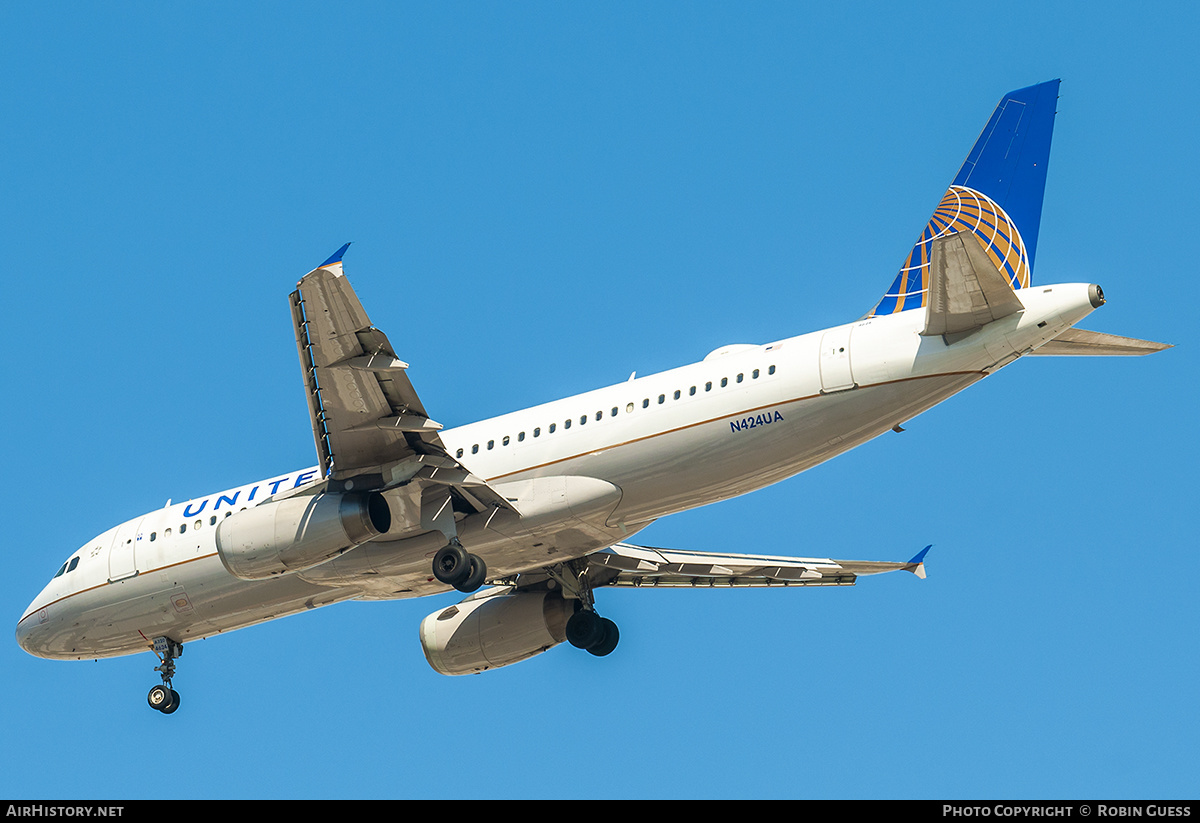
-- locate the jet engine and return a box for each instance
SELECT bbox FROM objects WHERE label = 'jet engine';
[216,491,391,580]
[419,590,573,675]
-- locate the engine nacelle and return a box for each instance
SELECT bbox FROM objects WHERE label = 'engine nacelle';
[216,491,391,580]
[419,590,573,675]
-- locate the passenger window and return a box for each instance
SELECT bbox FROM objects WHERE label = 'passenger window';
[180,523,187,534]
[195,520,202,530]
[518,432,525,442]
[626,403,634,413]
[487,440,494,450]
[753,369,760,379]
[689,386,696,396]
[595,411,603,421]
[579,415,587,425]
[456,448,464,458]
[737,373,744,383]
[550,423,557,433]
[165,528,172,537]
[769,365,776,375]
[658,394,665,405]
[673,390,681,400]
[564,419,571,429]
[472,444,479,454]
[150,532,157,542]
[534,427,541,437]
[502,436,510,446]
[721,377,728,388]
[210,515,217,525]
[642,398,650,408]
[706,381,712,391]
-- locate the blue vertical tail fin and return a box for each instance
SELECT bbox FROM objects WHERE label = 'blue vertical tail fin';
[869,80,1060,317]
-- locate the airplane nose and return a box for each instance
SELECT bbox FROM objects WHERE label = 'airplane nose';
[16,613,38,655]
[16,608,50,658]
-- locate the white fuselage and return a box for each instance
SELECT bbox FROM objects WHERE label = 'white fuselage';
[16,284,1098,661]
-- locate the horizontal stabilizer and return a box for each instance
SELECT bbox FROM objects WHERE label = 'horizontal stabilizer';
[1029,327,1173,356]
[923,230,1025,337]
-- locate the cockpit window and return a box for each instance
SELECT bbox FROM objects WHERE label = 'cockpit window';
[52,556,80,579]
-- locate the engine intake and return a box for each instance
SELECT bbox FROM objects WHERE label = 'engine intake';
[216,491,390,580]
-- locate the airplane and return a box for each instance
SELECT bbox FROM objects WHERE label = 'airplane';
[16,80,1170,714]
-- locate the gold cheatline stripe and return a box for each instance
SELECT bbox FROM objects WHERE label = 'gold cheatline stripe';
[485,370,986,482]
[18,553,219,624]
[22,370,986,621]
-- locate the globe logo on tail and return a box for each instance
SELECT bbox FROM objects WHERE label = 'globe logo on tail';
[871,185,1031,316]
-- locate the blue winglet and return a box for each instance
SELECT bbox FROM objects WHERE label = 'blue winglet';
[906,544,931,579]
[319,242,352,268]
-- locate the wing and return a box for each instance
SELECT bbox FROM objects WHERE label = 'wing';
[504,543,929,591]
[290,244,514,516]
[584,542,929,587]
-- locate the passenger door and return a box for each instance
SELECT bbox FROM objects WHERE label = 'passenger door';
[107,517,144,582]
[819,326,856,393]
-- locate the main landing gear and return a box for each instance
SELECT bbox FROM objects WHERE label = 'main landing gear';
[552,560,619,658]
[432,538,487,593]
[566,606,619,657]
[147,636,182,715]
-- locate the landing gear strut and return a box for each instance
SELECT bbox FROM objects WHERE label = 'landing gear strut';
[552,560,620,658]
[432,538,487,593]
[147,636,182,715]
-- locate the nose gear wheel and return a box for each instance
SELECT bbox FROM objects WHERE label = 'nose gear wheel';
[147,636,183,715]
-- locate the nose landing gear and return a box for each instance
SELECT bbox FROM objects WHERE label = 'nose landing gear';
[147,636,182,715]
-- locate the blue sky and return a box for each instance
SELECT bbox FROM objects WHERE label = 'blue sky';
[2,2,1195,800]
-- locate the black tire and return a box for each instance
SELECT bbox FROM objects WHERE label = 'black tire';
[161,689,181,714]
[456,555,487,593]
[566,610,604,649]
[147,685,172,712]
[587,618,619,657]
[432,543,470,585]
